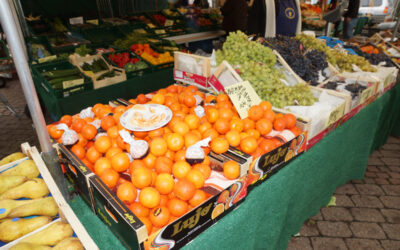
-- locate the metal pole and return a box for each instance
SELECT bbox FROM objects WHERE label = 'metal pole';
[0,0,70,201]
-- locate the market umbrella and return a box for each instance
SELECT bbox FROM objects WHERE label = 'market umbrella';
[0,0,69,200]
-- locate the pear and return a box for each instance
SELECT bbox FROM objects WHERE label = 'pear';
[0,160,39,178]
[0,199,34,219]
[0,152,26,166]
[0,178,49,200]
[0,176,28,194]
[0,216,52,242]
[10,242,52,250]
[8,197,58,218]
[53,237,84,250]
[20,221,73,246]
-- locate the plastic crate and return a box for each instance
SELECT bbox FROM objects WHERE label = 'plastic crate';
[103,50,152,78]
[48,33,91,54]
[32,60,92,98]
[82,26,125,44]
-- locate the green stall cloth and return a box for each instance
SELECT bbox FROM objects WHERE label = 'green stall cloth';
[68,84,399,250]
[35,68,173,120]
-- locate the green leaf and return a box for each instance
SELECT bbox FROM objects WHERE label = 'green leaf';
[326,196,336,207]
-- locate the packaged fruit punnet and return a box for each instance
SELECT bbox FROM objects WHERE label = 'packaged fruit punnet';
[0,144,96,249]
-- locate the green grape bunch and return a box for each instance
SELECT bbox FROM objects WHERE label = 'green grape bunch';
[216,31,317,108]
[296,34,376,72]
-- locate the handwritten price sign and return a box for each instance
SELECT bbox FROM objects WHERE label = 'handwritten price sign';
[225,81,262,119]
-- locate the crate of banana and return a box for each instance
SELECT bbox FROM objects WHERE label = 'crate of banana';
[0,143,97,249]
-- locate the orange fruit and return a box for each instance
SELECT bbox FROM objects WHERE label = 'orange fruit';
[71,118,86,133]
[154,156,173,174]
[133,131,148,139]
[166,133,184,151]
[216,94,229,103]
[77,134,88,147]
[107,126,119,139]
[117,182,137,204]
[284,114,297,129]
[256,118,273,135]
[206,108,219,123]
[150,206,170,228]
[111,152,130,172]
[114,105,126,114]
[174,179,196,201]
[173,121,189,136]
[189,189,207,207]
[94,157,112,175]
[60,115,73,127]
[210,137,229,154]
[218,108,233,121]
[129,202,149,217]
[129,160,146,174]
[223,160,240,180]
[143,153,156,169]
[264,109,276,122]
[139,216,152,235]
[184,114,200,130]
[81,158,94,172]
[240,137,258,154]
[139,187,161,208]
[259,139,275,153]
[198,122,212,134]
[99,168,119,189]
[131,167,152,189]
[169,102,181,113]
[47,125,63,139]
[86,147,101,164]
[217,101,232,110]
[106,147,122,160]
[172,161,191,179]
[92,103,104,116]
[230,119,244,132]
[275,113,284,120]
[246,129,260,140]
[71,144,85,159]
[273,118,286,131]
[290,126,302,137]
[94,136,111,153]
[136,94,148,104]
[167,198,188,217]
[164,150,175,161]
[193,164,211,179]
[159,194,168,206]
[81,124,97,140]
[148,128,165,139]
[259,101,272,112]
[243,118,255,130]
[174,150,186,162]
[150,137,168,156]
[183,94,196,107]
[155,173,175,195]
[202,128,219,140]
[101,116,115,131]
[205,95,216,103]
[152,93,165,104]
[184,132,201,148]
[185,169,205,188]
[248,105,264,121]
[225,130,241,147]
[214,119,230,135]
[166,85,178,93]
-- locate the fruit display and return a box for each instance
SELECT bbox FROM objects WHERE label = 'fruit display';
[263,35,329,86]
[321,79,369,99]
[47,84,303,237]
[162,9,181,18]
[131,43,174,65]
[107,52,148,72]
[343,44,395,67]
[216,31,316,107]
[152,14,168,26]
[296,34,377,72]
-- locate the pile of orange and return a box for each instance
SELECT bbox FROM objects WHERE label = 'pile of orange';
[47,84,302,237]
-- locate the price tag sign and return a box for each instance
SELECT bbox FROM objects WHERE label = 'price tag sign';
[327,102,345,126]
[165,19,174,26]
[87,19,99,25]
[225,81,262,119]
[69,16,84,25]
[155,29,166,34]
[63,78,84,89]
[360,85,374,103]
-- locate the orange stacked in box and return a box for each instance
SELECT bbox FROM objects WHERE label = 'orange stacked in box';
[47,84,302,236]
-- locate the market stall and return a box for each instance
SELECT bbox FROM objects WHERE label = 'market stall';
[1,0,400,249]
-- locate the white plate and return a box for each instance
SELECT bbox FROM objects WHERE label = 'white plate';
[120,104,173,132]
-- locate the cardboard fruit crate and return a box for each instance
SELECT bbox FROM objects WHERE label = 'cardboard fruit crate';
[31,59,93,98]
[174,51,211,89]
[69,54,127,89]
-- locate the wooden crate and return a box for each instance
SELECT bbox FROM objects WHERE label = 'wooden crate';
[208,60,243,92]
[21,143,98,250]
[69,54,127,89]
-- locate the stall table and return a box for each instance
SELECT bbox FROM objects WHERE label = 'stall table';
[68,83,400,250]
